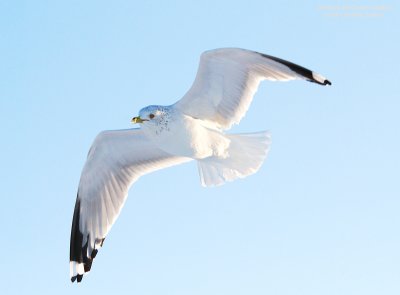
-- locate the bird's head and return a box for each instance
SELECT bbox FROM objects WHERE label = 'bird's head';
[131,105,171,128]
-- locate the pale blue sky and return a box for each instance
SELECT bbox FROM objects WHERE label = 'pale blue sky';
[1,0,399,294]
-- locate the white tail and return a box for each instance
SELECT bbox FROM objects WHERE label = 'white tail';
[197,131,271,187]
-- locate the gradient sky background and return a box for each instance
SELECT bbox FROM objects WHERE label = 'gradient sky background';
[1,0,399,294]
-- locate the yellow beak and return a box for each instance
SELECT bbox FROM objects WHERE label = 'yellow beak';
[131,116,145,124]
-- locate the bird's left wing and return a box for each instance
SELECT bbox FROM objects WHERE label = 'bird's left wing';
[174,48,331,130]
[70,128,191,283]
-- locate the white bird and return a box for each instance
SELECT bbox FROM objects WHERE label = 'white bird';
[70,48,331,282]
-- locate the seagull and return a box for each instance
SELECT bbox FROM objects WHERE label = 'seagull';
[70,48,331,282]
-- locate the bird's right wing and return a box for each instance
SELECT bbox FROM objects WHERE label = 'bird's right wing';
[174,48,331,130]
[70,128,191,283]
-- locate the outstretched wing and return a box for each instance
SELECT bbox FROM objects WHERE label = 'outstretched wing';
[174,48,331,130]
[70,128,191,283]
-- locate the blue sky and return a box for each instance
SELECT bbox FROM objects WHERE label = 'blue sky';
[0,0,399,294]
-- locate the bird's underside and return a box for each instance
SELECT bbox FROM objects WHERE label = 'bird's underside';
[70,48,331,283]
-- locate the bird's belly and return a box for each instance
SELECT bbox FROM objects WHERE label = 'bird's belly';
[150,116,230,159]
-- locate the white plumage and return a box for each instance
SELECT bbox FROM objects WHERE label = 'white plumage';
[175,48,329,129]
[70,129,190,281]
[70,48,331,282]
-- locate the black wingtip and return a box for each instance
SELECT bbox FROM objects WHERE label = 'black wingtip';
[71,274,83,283]
[258,51,332,87]
[71,274,84,283]
[70,194,105,283]
[91,249,98,259]
[77,274,83,282]
[308,78,332,86]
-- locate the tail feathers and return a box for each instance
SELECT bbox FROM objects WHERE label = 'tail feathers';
[198,131,271,187]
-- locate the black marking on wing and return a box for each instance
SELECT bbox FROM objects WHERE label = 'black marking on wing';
[70,194,105,283]
[258,52,332,86]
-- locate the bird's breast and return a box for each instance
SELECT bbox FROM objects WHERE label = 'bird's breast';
[144,114,230,159]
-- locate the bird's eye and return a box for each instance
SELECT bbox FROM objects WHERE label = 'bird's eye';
[149,114,155,119]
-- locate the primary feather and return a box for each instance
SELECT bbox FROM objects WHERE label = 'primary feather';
[175,48,330,130]
[70,129,190,282]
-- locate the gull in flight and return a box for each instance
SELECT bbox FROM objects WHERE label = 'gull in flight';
[70,48,331,282]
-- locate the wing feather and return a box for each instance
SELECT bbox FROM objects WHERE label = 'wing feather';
[70,128,191,282]
[175,48,331,130]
